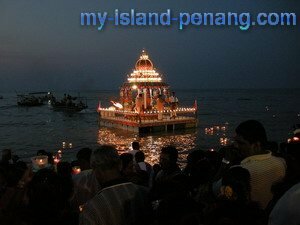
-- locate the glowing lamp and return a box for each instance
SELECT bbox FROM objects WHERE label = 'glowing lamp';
[72,166,81,175]
[293,137,299,142]
[54,157,60,164]
[31,155,48,169]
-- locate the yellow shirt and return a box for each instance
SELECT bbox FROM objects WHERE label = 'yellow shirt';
[240,151,286,209]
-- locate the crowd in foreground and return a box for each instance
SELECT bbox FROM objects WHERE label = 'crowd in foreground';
[0,120,300,225]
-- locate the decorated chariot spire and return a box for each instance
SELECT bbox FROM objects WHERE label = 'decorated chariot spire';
[127,50,162,83]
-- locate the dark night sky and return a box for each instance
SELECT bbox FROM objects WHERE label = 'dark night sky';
[0,0,299,92]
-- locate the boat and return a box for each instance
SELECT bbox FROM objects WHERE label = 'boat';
[51,95,88,112]
[16,91,55,106]
[97,50,198,133]
[28,91,55,102]
[17,94,44,106]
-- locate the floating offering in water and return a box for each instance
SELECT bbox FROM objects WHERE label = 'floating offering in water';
[220,137,230,146]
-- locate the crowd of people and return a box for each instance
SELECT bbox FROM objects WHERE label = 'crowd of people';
[0,120,300,225]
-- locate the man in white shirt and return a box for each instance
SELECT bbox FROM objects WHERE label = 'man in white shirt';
[269,182,300,225]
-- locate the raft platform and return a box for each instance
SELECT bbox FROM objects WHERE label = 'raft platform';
[98,108,198,133]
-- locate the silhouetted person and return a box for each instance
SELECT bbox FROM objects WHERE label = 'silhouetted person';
[152,146,182,200]
[132,141,140,151]
[135,151,153,187]
[1,149,12,167]
[156,146,181,182]
[79,145,151,225]
[120,153,134,179]
[135,151,152,176]
[130,141,140,158]
[27,169,77,225]
[76,148,92,171]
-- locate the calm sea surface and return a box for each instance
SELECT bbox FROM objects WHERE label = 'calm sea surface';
[0,89,299,164]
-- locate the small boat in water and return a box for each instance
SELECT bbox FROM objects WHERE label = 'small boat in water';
[17,91,54,106]
[51,95,88,112]
[17,95,44,106]
[28,91,55,102]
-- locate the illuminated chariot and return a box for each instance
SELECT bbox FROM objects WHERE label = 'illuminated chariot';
[97,50,198,133]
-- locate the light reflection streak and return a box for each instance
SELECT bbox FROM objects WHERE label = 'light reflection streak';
[97,128,197,166]
[204,123,230,146]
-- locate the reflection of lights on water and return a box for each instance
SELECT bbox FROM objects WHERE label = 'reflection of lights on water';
[205,127,214,135]
[97,128,197,165]
[220,137,230,146]
[62,141,73,149]
[205,124,228,136]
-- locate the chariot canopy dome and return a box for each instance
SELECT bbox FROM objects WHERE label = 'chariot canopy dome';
[135,50,154,71]
[125,49,166,85]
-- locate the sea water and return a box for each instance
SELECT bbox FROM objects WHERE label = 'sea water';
[0,89,299,164]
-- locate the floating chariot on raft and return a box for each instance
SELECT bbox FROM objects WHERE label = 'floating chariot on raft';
[97,50,198,133]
